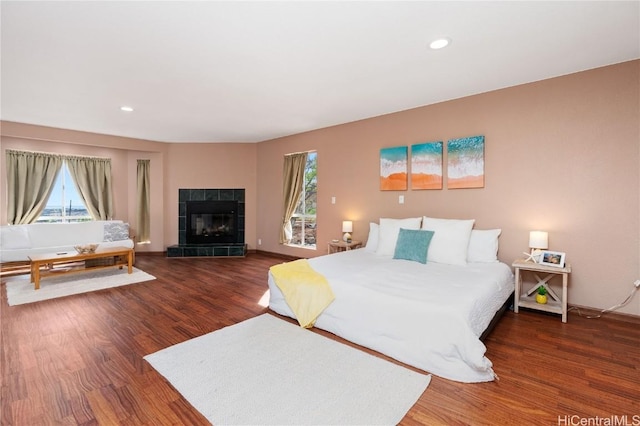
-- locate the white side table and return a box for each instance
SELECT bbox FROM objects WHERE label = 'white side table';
[513,259,572,323]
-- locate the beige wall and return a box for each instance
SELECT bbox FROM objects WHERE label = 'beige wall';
[1,60,638,316]
[162,143,258,250]
[257,60,640,316]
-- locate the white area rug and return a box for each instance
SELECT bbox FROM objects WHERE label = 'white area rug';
[4,267,156,306]
[145,314,431,425]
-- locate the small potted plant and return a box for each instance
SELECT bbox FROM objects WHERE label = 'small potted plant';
[535,286,548,304]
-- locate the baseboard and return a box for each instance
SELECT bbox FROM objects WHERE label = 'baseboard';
[568,303,640,325]
[135,251,167,257]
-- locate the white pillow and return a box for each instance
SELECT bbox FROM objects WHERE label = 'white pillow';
[421,216,475,265]
[103,222,130,242]
[0,225,31,249]
[375,217,422,256]
[467,229,501,263]
[364,222,379,252]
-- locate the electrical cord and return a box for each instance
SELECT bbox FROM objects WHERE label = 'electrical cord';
[569,285,639,319]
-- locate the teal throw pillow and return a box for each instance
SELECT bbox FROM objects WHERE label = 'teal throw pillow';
[393,228,435,264]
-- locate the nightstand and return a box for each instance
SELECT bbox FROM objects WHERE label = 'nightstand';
[327,240,362,254]
[513,259,572,323]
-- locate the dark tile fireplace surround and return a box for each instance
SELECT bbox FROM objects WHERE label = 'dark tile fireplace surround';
[167,188,247,257]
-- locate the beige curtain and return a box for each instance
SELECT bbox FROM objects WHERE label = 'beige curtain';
[280,152,307,244]
[6,150,63,224]
[136,159,151,243]
[65,155,114,220]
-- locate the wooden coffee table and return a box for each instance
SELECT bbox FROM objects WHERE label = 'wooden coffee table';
[29,246,134,290]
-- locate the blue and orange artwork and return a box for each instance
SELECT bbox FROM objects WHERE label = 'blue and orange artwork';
[411,141,443,190]
[447,135,485,189]
[380,146,408,190]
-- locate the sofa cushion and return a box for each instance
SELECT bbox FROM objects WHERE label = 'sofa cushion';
[27,221,104,247]
[0,225,31,249]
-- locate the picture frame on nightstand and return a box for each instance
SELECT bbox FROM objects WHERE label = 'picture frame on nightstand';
[538,250,566,268]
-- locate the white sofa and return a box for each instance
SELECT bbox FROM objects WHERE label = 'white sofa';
[0,220,134,264]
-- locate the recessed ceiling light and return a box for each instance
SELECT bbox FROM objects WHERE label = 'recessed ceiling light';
[429,38,451,50]
[120,106,134,112]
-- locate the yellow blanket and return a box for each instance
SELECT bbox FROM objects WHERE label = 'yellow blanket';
[270,259,335,328]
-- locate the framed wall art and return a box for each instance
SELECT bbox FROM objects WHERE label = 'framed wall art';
[380,146,408,191]
[411,141,443,190]
[447,135,485,189]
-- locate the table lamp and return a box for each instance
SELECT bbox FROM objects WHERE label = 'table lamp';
[524,230,548,262]
[342,221,353,243]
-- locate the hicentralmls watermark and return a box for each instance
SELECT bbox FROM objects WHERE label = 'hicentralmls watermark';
[558,415,640,426]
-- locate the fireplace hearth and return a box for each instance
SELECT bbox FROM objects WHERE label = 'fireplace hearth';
[167,188,246,257]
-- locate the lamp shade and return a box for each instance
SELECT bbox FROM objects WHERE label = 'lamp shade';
[529,231,548,249]
[342,221,353,233]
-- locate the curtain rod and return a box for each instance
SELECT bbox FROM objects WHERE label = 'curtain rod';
[6,148,110,161]
[285,150,313,156]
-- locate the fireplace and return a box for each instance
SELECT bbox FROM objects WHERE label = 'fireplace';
[186,200,238,244]
[168,188,246,257]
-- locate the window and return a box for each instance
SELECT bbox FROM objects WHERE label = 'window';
[288,152,317,248]
[37,162,90,223]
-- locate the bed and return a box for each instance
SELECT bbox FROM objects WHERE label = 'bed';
[268,217,515,383]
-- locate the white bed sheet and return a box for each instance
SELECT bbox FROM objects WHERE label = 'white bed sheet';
[268,249,514,383]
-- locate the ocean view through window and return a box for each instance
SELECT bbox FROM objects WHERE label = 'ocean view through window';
[37,163,90,223]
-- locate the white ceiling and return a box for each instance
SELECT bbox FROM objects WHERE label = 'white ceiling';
[1,1,639,143]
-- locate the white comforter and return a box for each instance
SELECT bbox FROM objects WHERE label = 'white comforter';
[268,249,514,383]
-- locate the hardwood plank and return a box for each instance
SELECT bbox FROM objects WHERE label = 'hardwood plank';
[1,253,638,425]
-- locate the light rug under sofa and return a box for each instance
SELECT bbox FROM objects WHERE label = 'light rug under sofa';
[145,314,431,425]
[4,267,156,306]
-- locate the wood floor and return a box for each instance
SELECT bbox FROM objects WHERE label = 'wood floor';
[1,253,638,425]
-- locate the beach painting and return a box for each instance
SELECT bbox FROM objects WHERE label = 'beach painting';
[380,146,408,190]
[447,135,485,189]
[411,141,443,190]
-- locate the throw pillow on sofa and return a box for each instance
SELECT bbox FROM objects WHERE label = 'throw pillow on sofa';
[103,222,130,242]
